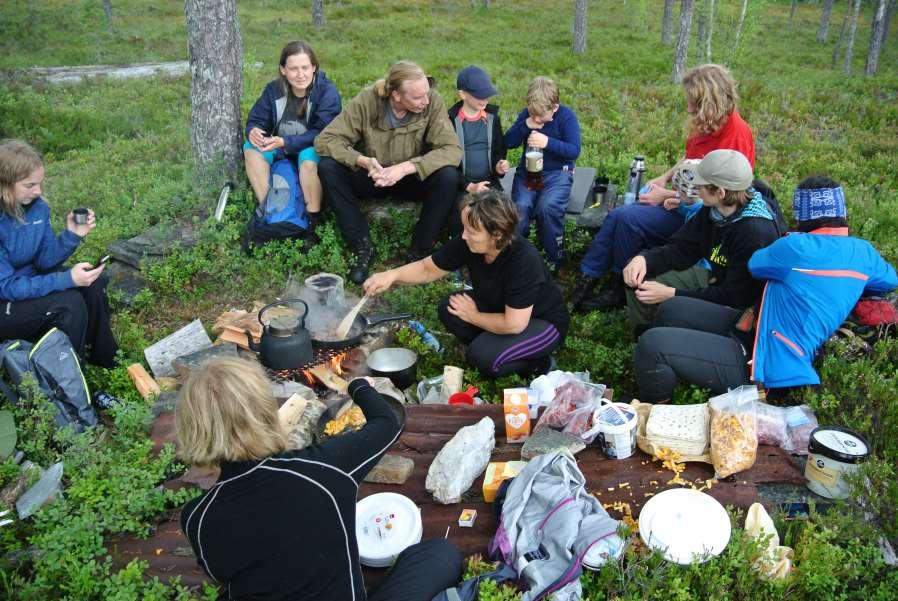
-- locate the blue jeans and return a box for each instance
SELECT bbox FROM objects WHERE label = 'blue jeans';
[579,203,684,278]
[512,169,573,265]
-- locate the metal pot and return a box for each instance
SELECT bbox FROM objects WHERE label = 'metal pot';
[311,313,411,350]
[366,347,419,390]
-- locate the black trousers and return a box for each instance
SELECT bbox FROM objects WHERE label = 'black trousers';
[438,293,562,378]
[367,539,463,601]
[635,296,749,402]
[0,275,118,368]
[318,157,459,253]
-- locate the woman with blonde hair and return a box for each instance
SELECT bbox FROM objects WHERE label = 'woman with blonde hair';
[178,357,462,600]
[316,59,461,284]
[571,63,756,313]
[0,138,117,367]
[365,189,569,378]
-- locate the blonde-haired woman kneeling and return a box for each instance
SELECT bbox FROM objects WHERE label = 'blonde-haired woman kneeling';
[178,357,462,600]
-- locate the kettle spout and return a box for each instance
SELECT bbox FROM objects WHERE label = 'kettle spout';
[246,330,260,352]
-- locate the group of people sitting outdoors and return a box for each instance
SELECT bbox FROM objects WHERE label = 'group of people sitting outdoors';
[2,38,897,600]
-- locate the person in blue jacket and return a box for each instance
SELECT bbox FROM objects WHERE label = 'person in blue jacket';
[244,40,341,238]
[0,139,117,367]
[634,175,898,401]
[504,76,581,271]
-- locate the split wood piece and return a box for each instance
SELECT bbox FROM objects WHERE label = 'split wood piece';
[278,393,310,429]
[335,294,371,340]
[127,364,161,400]
[215,325,258,350]
[308,364,349,393]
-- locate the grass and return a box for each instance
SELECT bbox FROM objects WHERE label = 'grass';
[1,0,898,598]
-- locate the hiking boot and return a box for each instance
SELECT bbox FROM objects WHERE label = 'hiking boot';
[348,237,374,285]
[578,276,626,312]
[569,275,600,310]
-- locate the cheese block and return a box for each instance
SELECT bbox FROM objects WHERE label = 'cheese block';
[483,461,527,503]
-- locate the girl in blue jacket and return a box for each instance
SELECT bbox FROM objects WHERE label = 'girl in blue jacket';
[634,175,897,401]
[243,40,342,237]
[0,139,117,367]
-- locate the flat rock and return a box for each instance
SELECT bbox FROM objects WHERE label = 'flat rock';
[363,454,414,485]
[521,428,586,460]
[107,225,199,270]
[104,262,147,307]
[173,342,247,379]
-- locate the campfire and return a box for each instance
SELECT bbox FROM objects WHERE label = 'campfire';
[267,347,367,396]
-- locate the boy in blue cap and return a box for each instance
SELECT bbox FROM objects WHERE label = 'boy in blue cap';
[503,76,581,272]
[447,65,510,195]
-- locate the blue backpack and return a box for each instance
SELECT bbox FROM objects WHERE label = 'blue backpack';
[264,158,308,230]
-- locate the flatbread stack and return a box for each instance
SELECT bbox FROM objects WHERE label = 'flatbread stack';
[645,403,710,457]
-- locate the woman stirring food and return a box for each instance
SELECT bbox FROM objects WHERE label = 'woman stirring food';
[364,189,570,378]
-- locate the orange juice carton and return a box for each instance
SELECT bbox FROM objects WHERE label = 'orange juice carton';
[504,388,531,443]
[482,461,527,503]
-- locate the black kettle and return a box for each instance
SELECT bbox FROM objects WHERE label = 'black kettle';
[246,299,314,369]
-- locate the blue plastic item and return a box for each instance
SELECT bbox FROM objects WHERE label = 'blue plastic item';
[408,320,443,353]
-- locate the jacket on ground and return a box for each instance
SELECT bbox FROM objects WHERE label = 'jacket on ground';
[244,71,342,156]
[749,228,898,388]
[315,85,462,180]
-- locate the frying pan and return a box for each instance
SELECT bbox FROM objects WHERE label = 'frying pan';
[311,312,411,350]
[315,395,407,442]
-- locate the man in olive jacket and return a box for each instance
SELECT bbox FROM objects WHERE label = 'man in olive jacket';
[316,60,462,284]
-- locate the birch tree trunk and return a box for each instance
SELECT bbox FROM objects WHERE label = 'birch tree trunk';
[572,0,588,54]
[832,0,850,69]
[662,0,677,45]
[818,0,835,41]
[843,0,862,74]
[672,0,694,83]
[102,0,112,30]
[705,0,715,61]
[789,0,798,28]
[866,0,889,74]
[734,0,749,50]
[312,0,324,29]
[185,0,244,180]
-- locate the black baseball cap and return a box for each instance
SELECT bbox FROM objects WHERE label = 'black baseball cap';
[456,65,498,99]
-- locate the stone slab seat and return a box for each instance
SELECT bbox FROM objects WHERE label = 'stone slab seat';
[364,167,596,222]
[110,403,807,591]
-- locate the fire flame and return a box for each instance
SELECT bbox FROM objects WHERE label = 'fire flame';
[300,350,351,386]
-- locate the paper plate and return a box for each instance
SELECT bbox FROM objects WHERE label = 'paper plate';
[356,493,422,568]
[639,488,731,565]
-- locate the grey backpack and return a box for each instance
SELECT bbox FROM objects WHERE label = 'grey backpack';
[0,328,97,432]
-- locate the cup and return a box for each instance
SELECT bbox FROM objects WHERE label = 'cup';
[73,208,89,225]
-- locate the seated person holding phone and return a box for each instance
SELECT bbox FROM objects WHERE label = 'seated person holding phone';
[0,139,118,367]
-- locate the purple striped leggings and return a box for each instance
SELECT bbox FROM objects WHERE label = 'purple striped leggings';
[438,293,562,378]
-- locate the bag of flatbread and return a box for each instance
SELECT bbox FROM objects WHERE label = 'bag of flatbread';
[709,385,759,478]
[631,400,711,464]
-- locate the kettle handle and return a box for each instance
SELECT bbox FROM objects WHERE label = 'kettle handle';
[257,298,311,328]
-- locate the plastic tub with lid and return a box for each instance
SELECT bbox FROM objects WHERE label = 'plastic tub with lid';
[804,426,870,500]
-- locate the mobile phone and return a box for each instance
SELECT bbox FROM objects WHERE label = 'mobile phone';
[95,255,111,268]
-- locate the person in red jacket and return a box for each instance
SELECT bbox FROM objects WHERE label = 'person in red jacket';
[571,64,755,311]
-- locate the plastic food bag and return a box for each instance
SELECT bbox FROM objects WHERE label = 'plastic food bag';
[535,379,606,443]
[745,502,793,580]
[783,405,818,455]
[709,386,758,478]
[755,403,788,448]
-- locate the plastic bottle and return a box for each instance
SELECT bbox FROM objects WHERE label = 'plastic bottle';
[408,320,443,353]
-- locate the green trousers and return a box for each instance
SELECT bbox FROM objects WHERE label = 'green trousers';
[625,265,710,330]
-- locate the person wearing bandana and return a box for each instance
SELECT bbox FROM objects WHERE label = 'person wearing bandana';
[633,175,898,402]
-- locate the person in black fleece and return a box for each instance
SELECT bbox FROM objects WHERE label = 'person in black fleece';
[622,149,779,334]
[177,357,462,601]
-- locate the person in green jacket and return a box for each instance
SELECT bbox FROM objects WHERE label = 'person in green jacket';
[315,60,462,284]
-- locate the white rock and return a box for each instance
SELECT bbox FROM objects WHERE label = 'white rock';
[425,417,495,504]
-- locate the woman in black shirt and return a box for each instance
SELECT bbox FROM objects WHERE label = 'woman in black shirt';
[178,357,462,600]
[365,189,569,377]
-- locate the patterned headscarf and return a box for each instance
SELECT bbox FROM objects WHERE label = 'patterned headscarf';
[793,187,847,222]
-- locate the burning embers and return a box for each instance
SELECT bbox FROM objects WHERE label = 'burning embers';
[267,347,367,395]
